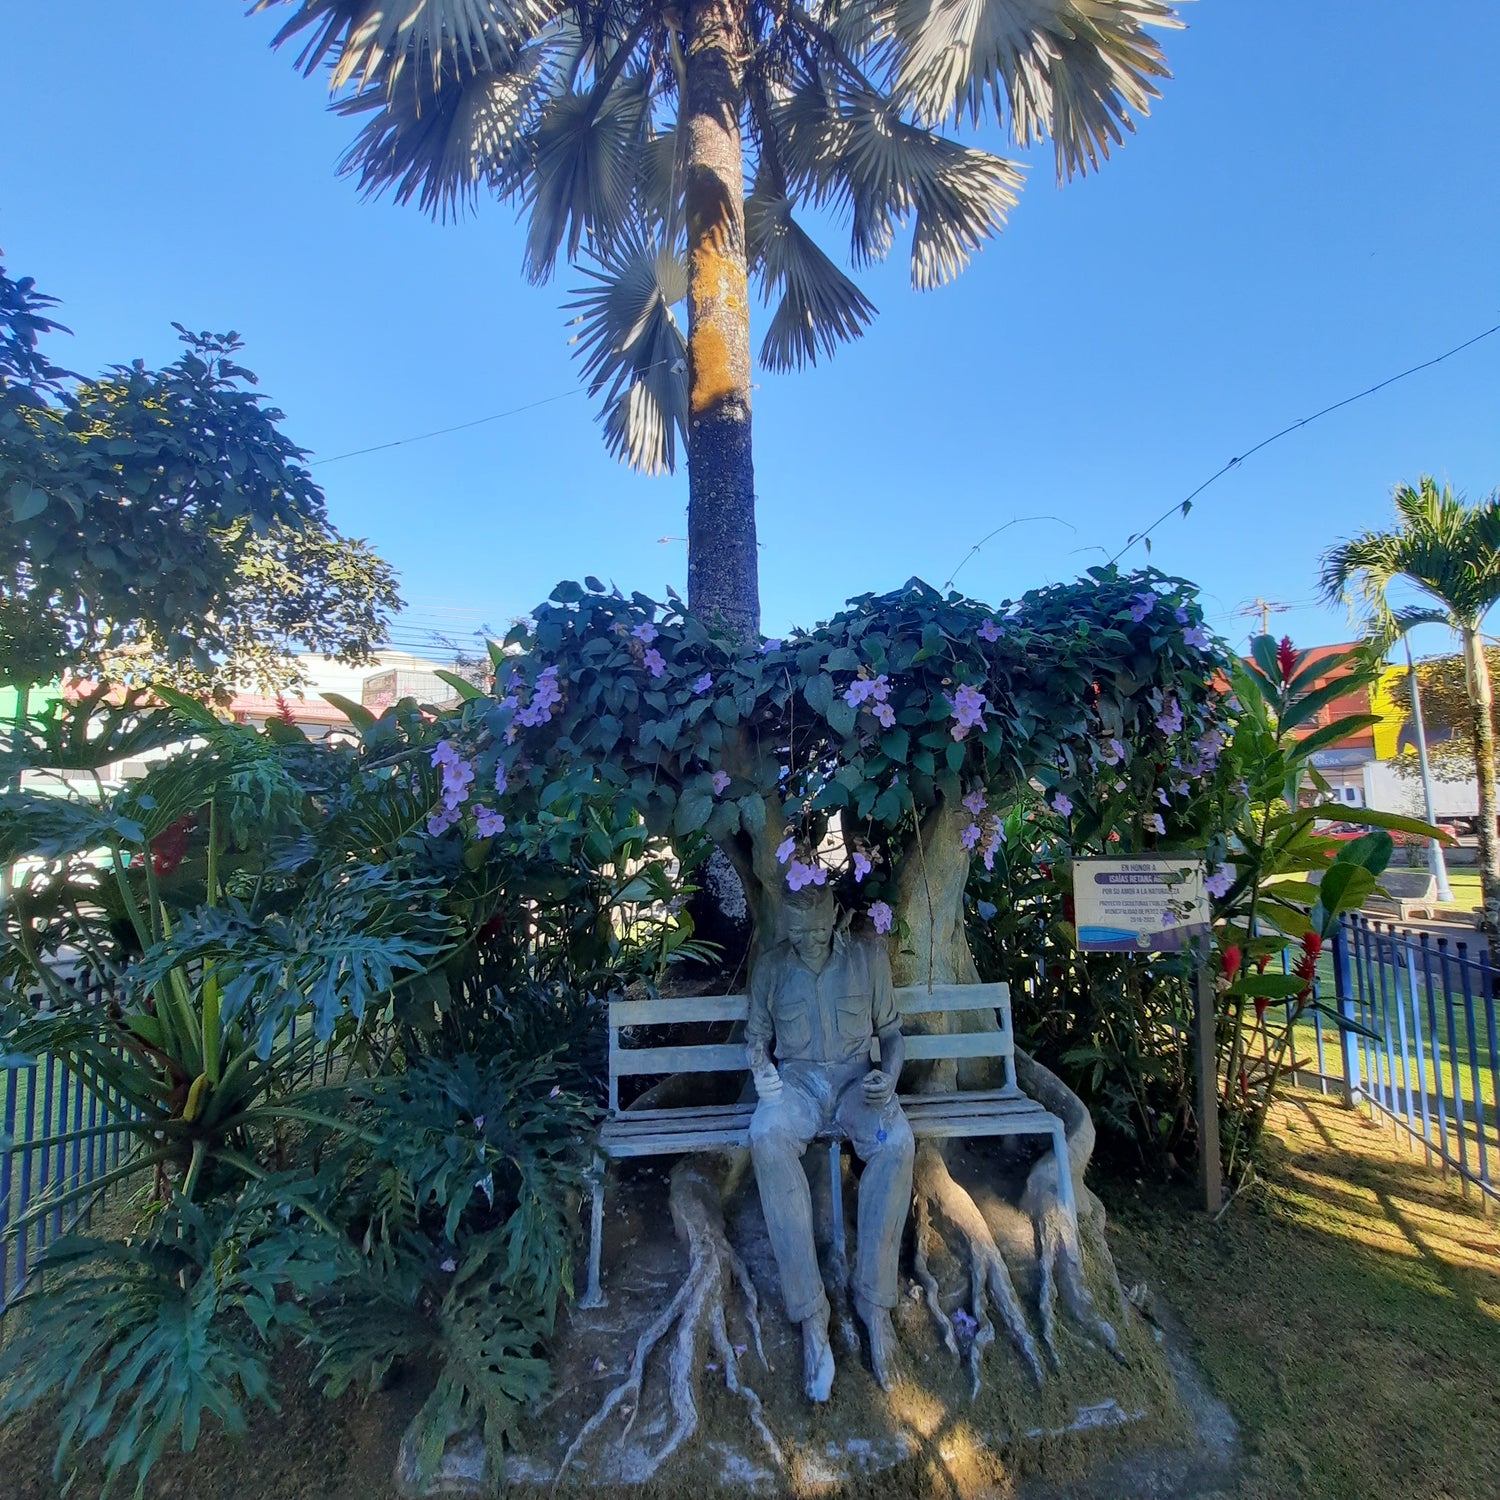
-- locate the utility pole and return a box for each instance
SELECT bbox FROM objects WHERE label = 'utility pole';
[1239,598,1291,643]
[1404,637,1454,902]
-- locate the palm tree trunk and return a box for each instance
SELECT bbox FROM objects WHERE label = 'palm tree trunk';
[1461,625,1500,916]
[682,0,759,638]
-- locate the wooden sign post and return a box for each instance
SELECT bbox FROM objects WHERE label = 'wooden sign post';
[1195,958,1222,1214]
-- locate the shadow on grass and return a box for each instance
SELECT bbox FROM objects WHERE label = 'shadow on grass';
[1104,1091,1500,1500]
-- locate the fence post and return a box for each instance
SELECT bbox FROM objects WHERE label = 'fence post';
[1333,920,1359,1109]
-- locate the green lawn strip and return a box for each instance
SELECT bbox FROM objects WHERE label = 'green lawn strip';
[1104,1093,1500,1500]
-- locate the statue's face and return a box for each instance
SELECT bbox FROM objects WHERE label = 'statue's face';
[785,902,836,965]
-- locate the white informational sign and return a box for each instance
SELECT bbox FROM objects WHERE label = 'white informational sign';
[1073,858,1210,953]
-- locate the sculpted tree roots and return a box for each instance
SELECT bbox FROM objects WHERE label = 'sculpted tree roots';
[908,1049,1127,1393]
[556,1156,783,1489]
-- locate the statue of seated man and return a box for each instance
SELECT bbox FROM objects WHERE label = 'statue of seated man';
[746,883,914,1400]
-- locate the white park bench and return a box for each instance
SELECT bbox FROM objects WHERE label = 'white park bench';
[1366,869,1440,923]
[580,981,1075,1306]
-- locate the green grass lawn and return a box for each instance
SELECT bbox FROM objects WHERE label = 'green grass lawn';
[1105,1091,1500,1500]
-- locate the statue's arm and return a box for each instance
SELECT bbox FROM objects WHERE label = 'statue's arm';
[746,959,774,1069]
[870,941,904,1091]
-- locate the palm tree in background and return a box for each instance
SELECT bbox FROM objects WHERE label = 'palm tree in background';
[253,0,1181,633]
[1321,477,1500,918]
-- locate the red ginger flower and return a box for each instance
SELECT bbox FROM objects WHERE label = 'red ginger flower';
[1276,635,1298,683]
[1221,944,1242,982]
[1254,995,1270,1020]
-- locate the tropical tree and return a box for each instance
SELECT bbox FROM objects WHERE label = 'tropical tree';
[0,262,402,700]
[253,0,1182,633]
[1321,476,1500,916]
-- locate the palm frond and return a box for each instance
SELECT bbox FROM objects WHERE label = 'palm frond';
[564,236,689,473]
[839,91,1025,286]
[746,180,877,369]
[883,0,1179,176]
[333,39,562,218]
[523,76,652,281]
[257,0,555,94]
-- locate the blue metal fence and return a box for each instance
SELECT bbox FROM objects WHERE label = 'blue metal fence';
[1,973,133,1313]
[1319,915,1499,1209]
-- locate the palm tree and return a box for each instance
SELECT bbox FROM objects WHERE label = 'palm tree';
[1321,477,1500,916]
[253,0,1181,633]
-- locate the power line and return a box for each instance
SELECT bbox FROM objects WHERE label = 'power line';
[308,356,683,468]
[1109,319,1500,565]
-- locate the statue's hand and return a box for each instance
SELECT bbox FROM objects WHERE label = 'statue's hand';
[861,1068,895,1108]
[751,1050,784,1101]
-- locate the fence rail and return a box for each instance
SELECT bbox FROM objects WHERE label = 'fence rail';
[1,973,133,1313]
[1273,915,1499,1210]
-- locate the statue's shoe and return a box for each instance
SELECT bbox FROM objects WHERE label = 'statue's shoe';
[802,1316,835,1402]
[856,1299,899,1392]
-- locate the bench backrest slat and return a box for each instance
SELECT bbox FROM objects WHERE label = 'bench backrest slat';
[608,982,1016,1111]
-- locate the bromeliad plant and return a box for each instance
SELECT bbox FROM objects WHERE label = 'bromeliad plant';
[1207,636,1443,1181]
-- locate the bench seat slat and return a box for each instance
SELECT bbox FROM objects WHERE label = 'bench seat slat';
[895,984,1007,1015]
[610,995,749,1025]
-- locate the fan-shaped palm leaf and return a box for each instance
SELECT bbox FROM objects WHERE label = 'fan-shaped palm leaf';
[333,39,562,216]
[746,182,877,369]
[524,77,651,281]
[257,0,555,94]
[838,91,1025,286]
[883,0,1178,176]
[565,238,689,474]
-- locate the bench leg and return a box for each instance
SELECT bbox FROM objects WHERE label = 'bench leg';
[579,1155,608,1309]
[1050,1118,1080,1241]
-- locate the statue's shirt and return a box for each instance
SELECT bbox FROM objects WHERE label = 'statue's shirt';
[747,931,898,1066]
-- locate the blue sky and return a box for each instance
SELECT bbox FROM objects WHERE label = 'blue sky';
[4,1,1497,663]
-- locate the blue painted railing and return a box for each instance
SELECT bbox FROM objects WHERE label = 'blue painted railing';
[1320,915,1499,1208]
[1,973,133,1313]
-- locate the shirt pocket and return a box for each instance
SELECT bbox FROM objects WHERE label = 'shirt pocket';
[771,995,812,1055]
[834,991,871,1045]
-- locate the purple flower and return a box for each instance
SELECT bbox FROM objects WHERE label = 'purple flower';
[844,674,891,709]
[1174,606,1190,625]
[472,1116,486,1131]
[962,788,988,816]
[693,672,714,694]
[643,648,667,678]
[427,807,460,837]
[474,805,506,838]
[431,741,461,769]
[712,770,731,795]
[775,837,796,865]
[977,900,998,921]
[760,638,782,654]
[1053,793,1074,818]
[514,665,561,729]
[982,826,1005,870]
[1156,697,1184,735]
[632,621,658,644]
[1148,813,1166,836]
[1128,592,1156,623]
[1172,780,1190,797]
[786,859,828,892]
[852,852,872,883]
[961,823,982,851]
[869,901,894,935]
[1183,625,1211,651]
[948,683,988,741]
[1204,865,1234,900]
[1157,787,1170,806]
[493,762,509,797]
[872,701,896,728]
[439,1258,457,1274]
[977,618,1001,643]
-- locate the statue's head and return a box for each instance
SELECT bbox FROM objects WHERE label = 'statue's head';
[783,883,837,966]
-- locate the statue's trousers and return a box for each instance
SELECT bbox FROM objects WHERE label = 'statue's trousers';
[749,1058,915,1323]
